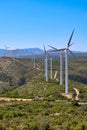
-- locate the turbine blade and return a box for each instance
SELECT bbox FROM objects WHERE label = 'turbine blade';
[68,42,74,47]
[59,48,66,51]
[69,49,76,58]
[4,45,10,50]
[67,29,75,47]
[48,49,59,52]
[48,45,59,51]
[43,44,47,55]
[48,45,66,52]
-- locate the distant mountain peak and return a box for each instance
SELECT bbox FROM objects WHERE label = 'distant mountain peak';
[0,48,43,57]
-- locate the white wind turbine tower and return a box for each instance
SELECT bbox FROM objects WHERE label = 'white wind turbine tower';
[49,45,64,85]
[64,29,75,94]
[13,48,19,58]
[4,45,10,57]
[43,44,48,82]
[50,57,53,79]
[48,52,53,80]
[47,48,53,80]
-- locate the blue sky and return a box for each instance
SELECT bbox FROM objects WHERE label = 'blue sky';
[0,0,87,51]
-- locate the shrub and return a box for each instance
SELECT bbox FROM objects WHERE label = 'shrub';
[70,124,85,130]
[71,100,79,107]
[18,77,26,86]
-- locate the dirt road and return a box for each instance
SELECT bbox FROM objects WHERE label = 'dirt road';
[0,97,87,104]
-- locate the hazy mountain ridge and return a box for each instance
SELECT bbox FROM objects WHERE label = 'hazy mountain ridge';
[0,48,43,57]
[0,48,87,58]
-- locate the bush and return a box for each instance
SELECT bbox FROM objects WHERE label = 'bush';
[18,77,26,86]
[71,100,79,106]
[70,124,85,130]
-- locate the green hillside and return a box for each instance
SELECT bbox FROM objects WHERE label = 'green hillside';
[0,56,87,100]
[0,57,42,93]
[0,56,87,130]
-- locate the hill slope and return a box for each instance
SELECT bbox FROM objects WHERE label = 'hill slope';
[0,56,87,130]
[0,56,87,100]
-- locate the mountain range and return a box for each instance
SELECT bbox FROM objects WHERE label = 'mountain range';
[0,48,87,58]
[0,48,43,57]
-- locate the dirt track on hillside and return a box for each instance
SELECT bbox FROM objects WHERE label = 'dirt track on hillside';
[0,97,33,102]
[0,97,87,105]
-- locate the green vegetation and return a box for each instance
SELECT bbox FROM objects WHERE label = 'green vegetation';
[0,56,87,129]
[0,56,87,100]
[0,101,87,130]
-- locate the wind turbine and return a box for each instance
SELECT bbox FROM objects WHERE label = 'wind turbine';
[48,45,64,85]
[13,48,19,58]
[43,44,48,82]
[49,29,75,94]
[63,29,75,94]
[4,45,10,57]
[15,48,19,58]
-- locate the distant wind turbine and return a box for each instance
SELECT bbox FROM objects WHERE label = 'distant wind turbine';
[48,45,64,85]
[43,44,48,82]
[4,45,10,57]
[50,57,53,79]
